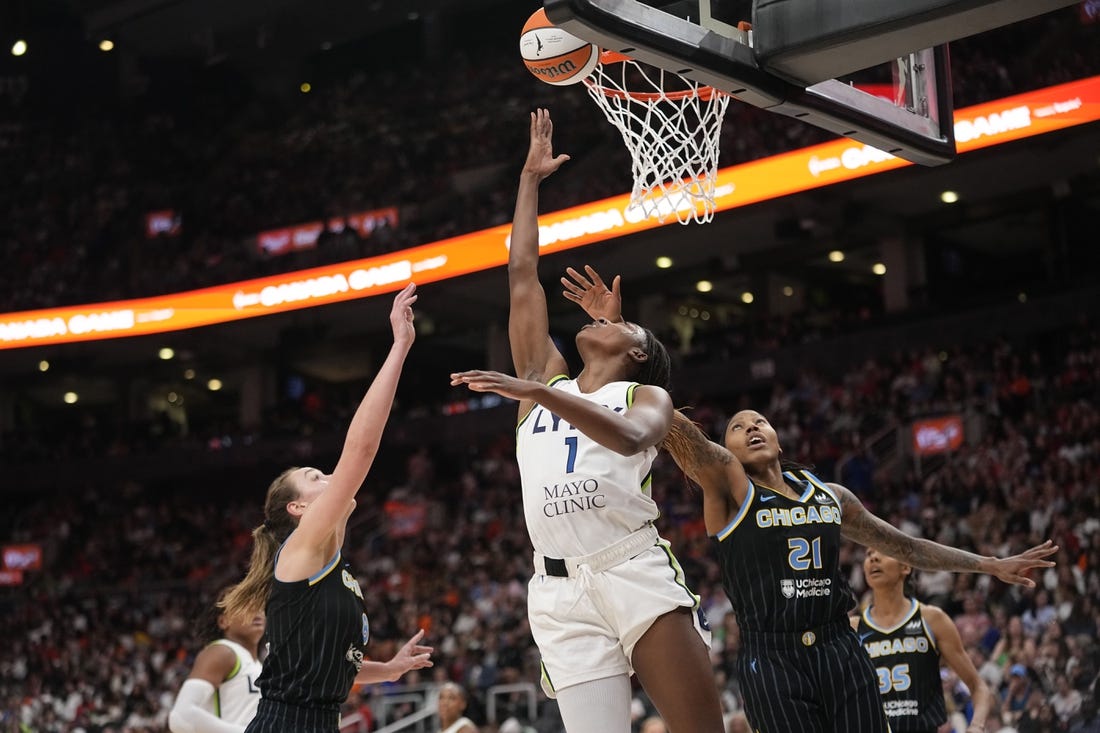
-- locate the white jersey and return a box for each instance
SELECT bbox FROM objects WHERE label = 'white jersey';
[516,377,659,558]
[440,716,476,733]
[209,639,262,725]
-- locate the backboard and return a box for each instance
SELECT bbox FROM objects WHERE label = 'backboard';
[544,0,1079,166]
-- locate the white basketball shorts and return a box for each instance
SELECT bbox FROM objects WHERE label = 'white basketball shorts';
[528,536,711,698]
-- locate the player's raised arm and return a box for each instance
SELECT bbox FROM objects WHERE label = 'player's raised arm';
[283,284,417,572]
[508,109,571,393]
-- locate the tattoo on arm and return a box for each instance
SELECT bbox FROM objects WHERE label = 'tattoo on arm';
[836,485,984,572]
[664,413,733,484]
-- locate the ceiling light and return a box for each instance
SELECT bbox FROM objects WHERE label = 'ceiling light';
[872,263,887,276]
[11,40,27,57]
[940,190,959,204]
[782,286,794,297]
[828,250,845,263]
[696,280,713,293]
[207,378,223,391]
[655,256,673,269]
[38,360,49,372]
[98,39,114,52]
[158,347,175,360]
[63,391,78,404]
[300,82,312,94]
[741,291,754,304]
[183,368,196,380]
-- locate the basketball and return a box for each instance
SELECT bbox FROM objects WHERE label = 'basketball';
[519,8,599,86]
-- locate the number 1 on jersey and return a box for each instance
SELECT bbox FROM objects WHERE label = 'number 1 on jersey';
[564,436,578,473]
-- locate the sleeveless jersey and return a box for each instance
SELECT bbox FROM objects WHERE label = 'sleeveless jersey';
[207,638,262,725]
[712,469,855,633]
[256,551,369,712]
[440,716,476,733]
[516,377,659,558]
[856,599,946,731]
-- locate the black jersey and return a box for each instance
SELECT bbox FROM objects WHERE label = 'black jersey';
[712,469,856,633]
[256,551,369,713]
[856,599,946,732]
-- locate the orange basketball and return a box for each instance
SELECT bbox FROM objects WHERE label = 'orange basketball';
[519,8,599,86]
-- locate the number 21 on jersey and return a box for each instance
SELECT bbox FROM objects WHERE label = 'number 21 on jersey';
[787,537,823,570]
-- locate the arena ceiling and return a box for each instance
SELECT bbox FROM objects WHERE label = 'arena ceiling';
[61,0,513,72]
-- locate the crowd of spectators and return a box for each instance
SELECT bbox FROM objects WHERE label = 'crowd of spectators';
[3,311,1097,732]
[0,7,1096,313]
[2,5,1098,731]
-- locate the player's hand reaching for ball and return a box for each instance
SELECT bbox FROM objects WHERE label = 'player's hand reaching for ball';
[523,108,570,181]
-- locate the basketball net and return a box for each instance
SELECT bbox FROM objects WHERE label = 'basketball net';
[584,52,730,225]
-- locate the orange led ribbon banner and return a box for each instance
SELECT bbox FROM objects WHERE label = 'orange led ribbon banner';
[2,75,1098,350]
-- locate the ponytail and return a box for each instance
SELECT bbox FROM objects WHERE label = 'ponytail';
[634,327,671,391]
[220,467,300,618]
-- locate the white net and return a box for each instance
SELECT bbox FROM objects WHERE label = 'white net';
[583,53,731,225]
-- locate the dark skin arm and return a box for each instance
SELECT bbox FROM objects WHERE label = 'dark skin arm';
[449,370,671,456]
[662,410,750,535]
[831,482,1057,586]
[187,643,239,687]
[507,109,571,404]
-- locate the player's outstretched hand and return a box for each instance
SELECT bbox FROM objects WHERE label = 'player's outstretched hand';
[987,540,1058,587]
[523,108,570,181]
[390,282,417,349]
[562,265,622,323]
[387,629,434,680]
[450,370,539,401]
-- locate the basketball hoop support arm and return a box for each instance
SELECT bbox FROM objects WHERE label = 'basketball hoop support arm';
[545,0,956,166]
[753,0,1082,85]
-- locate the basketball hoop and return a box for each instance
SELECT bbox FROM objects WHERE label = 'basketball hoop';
[583,51,731,225]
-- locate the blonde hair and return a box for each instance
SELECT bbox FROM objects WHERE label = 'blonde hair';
[220,467,300,618]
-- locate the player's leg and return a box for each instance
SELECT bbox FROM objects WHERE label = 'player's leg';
[554,674,633,733]
[631,608,726,733]
[738,647,829,733]
[823,635,892,733]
